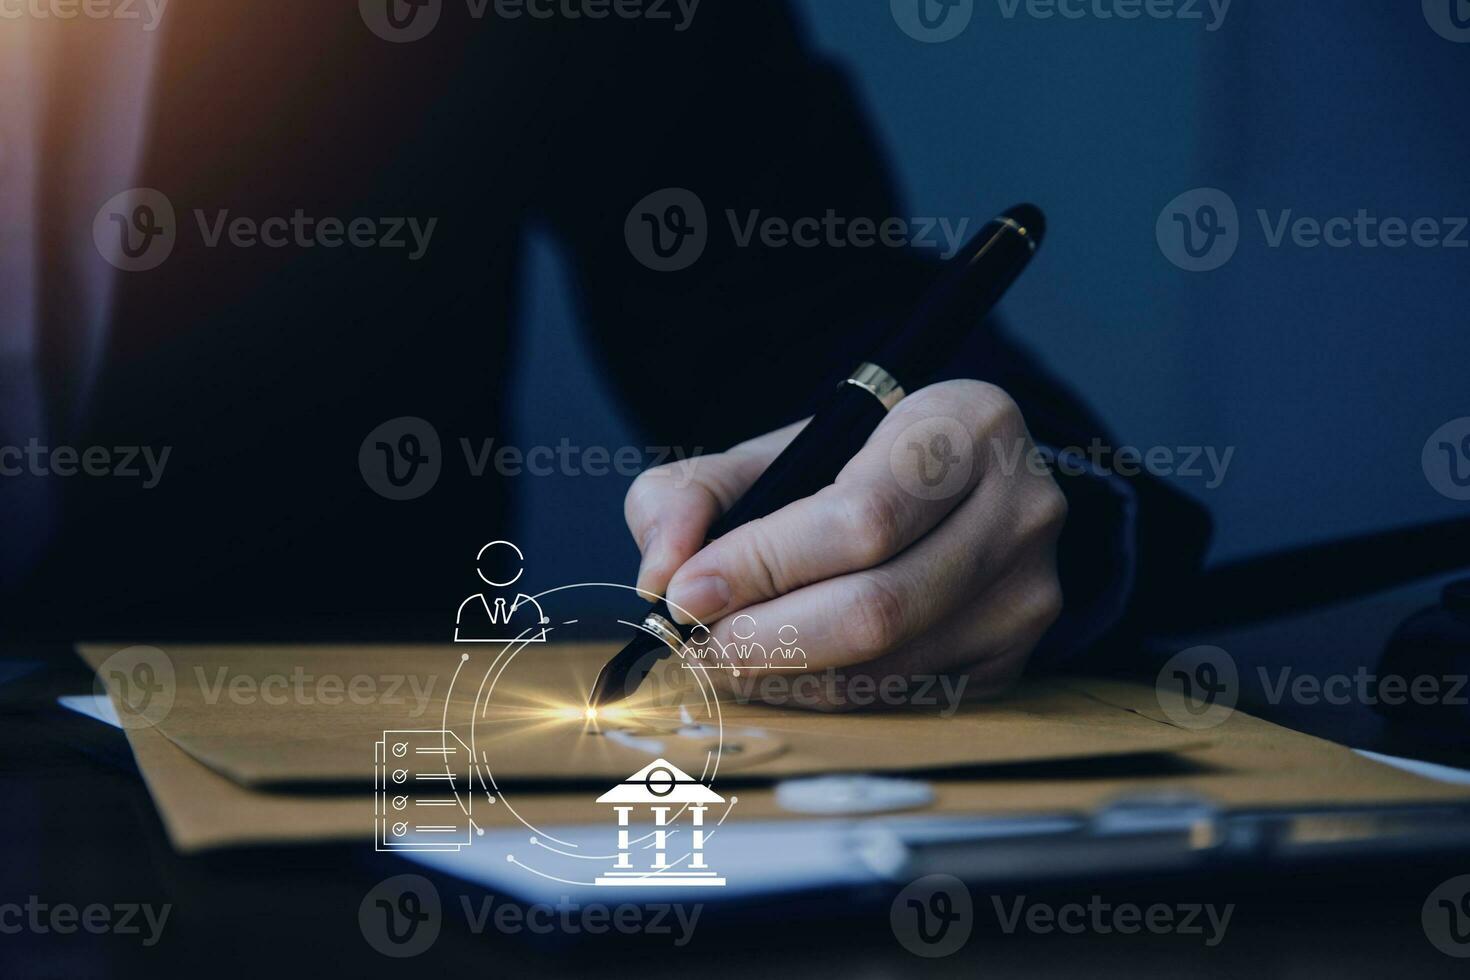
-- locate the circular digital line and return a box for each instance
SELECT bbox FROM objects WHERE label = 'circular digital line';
[470,628,576,848]
[438,581,729,866]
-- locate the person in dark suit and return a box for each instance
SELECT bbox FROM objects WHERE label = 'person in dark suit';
[0,1,1207,699]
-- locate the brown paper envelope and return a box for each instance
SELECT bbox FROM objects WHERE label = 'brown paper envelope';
[80,643,1210,788]
[87,663,1470,855]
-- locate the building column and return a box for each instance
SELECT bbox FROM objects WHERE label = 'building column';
[614,806,633,869]
[690,805,708,869]
[652,806,671,868]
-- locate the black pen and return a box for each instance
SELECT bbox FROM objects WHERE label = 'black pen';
[588,204,1046,710]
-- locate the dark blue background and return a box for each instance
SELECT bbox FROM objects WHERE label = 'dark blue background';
[508,1,1470,601]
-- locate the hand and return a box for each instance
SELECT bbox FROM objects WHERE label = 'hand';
[624,380,1066,710]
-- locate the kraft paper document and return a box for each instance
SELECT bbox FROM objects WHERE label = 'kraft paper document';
[79,643,1208,787]
[80,643,1470,853]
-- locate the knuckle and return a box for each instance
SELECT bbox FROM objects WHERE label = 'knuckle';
[1029,577,1065,634]
[838,488,907,567]
[972,383,1025,438]
[1029,482,1070,537]
[842,574,908,659]
[624,468,669,518]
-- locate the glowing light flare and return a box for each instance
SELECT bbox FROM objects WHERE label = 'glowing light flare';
[536,703,639,725]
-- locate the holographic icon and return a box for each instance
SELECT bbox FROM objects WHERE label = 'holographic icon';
[594,759,726,887]
[454,541,550,643]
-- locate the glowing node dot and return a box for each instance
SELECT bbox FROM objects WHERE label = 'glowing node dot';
[585,707,598,722]
[506,854,514,863]
[461,653,469,661]
[476,828,484,836]
[530,836,538,844]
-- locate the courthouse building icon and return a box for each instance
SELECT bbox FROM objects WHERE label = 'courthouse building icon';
[594,759,726,887]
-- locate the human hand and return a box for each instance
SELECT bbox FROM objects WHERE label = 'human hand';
[623,380,1066,709]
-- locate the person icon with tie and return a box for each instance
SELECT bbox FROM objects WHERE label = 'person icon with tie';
[768,624,807,669]
[454,541,550,643]
[728,614,768,669]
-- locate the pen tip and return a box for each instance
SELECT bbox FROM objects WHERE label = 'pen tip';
[1002,203,1046,249]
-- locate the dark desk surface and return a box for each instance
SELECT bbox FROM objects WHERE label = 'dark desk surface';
[4,582,1469,978]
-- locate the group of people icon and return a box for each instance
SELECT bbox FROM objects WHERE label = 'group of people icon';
[681,616,807,671]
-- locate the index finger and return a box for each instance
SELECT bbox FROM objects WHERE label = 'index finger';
[624,420,807,594]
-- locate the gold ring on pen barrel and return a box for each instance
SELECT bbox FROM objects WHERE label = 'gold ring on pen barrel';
[642,612,686,653]
[845,362,906,410]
